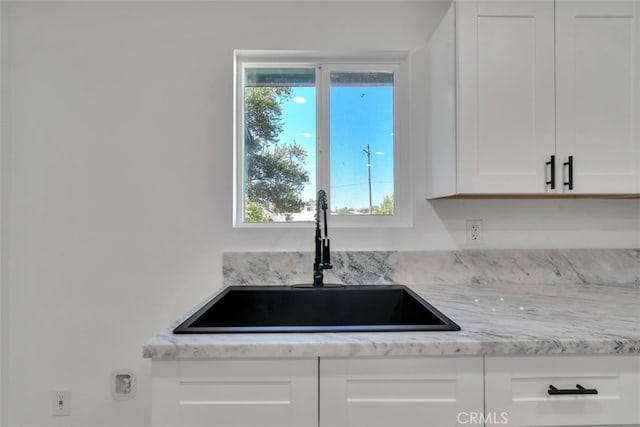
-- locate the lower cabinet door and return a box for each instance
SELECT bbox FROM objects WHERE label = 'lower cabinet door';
[319,356,484,427]
[152,358,318,427]
[485,355,640,427]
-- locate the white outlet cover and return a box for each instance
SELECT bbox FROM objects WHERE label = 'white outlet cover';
[466,219,483,244]
[52,389,70,416]
[111,369,136,400]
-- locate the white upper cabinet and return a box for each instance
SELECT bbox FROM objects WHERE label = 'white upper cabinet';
[426,0,640,197]
[556,0,639,194]
[457,0,556,194]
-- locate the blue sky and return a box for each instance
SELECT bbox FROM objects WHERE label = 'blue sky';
[278,85,393,210]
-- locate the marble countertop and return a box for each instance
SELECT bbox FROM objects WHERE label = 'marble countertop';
[143,280,640,359]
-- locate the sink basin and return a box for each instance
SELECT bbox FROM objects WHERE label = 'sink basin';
[173,285,460,333]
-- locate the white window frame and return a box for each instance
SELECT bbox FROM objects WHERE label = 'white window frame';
[233,50,412,228]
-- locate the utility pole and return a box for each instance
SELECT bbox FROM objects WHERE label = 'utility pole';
[362,144,373,214]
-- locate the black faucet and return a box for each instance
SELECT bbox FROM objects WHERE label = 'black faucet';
[313,190,332,287]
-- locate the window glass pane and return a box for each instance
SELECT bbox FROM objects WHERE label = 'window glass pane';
[329,71,394,215]
[243,68,316,223]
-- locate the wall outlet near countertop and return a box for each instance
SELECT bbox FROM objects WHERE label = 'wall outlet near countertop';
[466,219,483,243]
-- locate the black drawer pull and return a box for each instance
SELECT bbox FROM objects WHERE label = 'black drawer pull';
[548,384,598,396]
[545,155,556,189]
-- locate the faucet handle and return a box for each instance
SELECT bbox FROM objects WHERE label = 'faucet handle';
[322,239,332,269]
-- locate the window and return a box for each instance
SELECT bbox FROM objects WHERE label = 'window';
[234,52,409,227]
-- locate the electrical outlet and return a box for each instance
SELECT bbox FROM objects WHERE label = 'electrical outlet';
[52,389,70,416]
[466,219,483,243]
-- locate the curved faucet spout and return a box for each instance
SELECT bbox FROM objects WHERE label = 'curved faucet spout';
[318,189,328,209]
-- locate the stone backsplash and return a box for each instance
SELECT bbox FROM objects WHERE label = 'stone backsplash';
[223,249,640,288]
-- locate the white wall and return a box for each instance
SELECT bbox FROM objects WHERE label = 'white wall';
[0,1,8,425]
[1,1,639,426]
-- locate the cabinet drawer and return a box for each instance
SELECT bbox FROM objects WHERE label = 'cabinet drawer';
[152,358,318,427]
[485,355,640,426]
[320,356,484,427]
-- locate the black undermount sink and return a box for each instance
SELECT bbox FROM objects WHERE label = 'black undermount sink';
[173,285,460,333]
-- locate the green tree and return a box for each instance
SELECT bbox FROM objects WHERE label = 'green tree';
[244,87,310,219]
[245,199,270,222]
[373,195,394,215]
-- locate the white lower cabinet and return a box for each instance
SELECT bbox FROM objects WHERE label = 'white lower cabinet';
[151,356,483,427]
[151,355,640,427]
[485,355,640,427]
[319,356,483,427]
[151,358,318,427]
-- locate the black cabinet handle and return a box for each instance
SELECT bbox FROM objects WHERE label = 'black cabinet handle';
[548,384,598,395]
[563,156,573,190]
[545,155,556,189]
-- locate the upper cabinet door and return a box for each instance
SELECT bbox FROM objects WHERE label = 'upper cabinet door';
[556,1,639,193]
[457,0,556,194]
